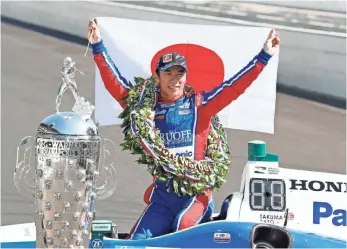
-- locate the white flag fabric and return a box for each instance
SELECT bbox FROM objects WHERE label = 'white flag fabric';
[94,17,279,134]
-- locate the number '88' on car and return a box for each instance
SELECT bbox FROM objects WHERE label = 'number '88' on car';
[249,178,286,212]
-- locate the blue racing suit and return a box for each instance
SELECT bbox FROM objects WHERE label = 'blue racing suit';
[92,40,272,239]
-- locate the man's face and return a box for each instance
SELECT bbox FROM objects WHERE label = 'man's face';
[156,65,187,101]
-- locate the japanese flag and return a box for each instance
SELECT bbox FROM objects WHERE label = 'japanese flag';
[94,17,279,134]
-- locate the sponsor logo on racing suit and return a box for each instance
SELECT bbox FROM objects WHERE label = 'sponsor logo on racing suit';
[159,130,193,147]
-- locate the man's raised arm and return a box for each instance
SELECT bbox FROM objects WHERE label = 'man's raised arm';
[88,19,131,109]
[199,29,280,118]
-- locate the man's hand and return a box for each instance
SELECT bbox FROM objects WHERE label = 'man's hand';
[87,19,102,44]
[263,28,280,56]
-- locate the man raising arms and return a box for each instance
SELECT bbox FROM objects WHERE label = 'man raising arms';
[88,19,280,240]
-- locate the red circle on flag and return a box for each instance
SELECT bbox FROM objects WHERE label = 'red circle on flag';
[150,44,225,93]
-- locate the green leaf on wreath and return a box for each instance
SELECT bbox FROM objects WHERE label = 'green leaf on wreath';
[173,180,179,194]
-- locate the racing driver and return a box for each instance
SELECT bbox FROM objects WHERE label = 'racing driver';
[87,19,280,240]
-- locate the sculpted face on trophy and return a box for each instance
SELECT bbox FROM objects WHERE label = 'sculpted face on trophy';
[13,57,118,248]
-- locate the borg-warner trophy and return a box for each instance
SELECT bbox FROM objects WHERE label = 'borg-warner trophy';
[13,57,118,248]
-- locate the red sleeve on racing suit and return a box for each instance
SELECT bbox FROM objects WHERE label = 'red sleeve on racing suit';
[92,40,132,109]
[198,49,272,117]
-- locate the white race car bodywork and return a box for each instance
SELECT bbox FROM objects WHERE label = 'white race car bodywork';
[1,154,346,243]
[221,160,347,240]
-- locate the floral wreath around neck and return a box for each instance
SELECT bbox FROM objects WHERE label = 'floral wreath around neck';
[118,76,231,196]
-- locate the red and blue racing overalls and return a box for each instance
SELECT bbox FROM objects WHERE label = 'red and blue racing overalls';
[92,40,272,239]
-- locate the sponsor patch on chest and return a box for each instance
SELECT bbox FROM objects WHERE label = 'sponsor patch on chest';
[178,109,191,115]
[179,102,191,109]
[159,130,193,147]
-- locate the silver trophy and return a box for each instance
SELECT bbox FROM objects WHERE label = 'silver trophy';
[14,57,118,248]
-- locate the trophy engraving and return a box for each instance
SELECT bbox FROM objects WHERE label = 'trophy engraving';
[14,57,118,248]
